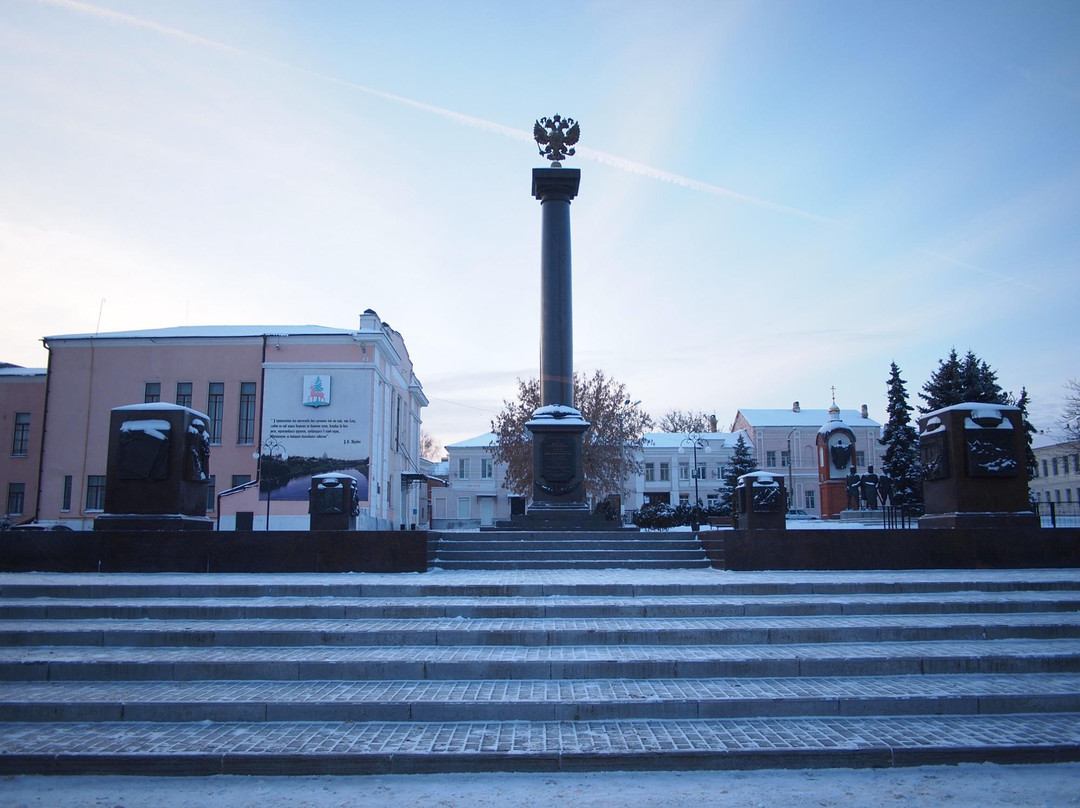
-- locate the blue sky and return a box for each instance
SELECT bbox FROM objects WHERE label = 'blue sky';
[2,0,1078,446]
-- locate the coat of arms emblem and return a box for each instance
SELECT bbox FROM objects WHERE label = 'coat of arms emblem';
[303,375,330,408]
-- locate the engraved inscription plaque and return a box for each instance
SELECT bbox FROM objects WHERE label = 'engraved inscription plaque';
[542,437,574,482]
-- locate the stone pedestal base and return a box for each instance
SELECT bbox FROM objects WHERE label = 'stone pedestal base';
[93,514,214,532]
[819,479,848,520]
[506,510,615,531]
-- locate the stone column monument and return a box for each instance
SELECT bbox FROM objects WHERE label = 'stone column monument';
[525,115,591,518]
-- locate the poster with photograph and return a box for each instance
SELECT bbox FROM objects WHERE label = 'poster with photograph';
[259,367,372,502]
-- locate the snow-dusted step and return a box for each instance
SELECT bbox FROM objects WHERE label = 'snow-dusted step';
[2,569,1079,773]
[437,539,705,551]
[2,714,1079,776]
[433,532,710,569]
[4,612,1080,649]
[3,590,1078,620]
[3,673,1079,723]
[3,638,1078,682]
[4,569,1080,599]
[435,558,712,570]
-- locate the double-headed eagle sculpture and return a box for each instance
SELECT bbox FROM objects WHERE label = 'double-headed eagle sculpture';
[534,115,580,166]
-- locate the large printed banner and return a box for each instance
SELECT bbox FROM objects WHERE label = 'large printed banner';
[260,367,371,502]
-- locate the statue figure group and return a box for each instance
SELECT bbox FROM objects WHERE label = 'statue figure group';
[846,465,892,510]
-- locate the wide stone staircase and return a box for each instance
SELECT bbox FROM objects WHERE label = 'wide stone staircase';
[433,530,712,569]
[1,568,1079,775]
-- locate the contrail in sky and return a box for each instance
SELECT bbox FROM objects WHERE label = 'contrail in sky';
[36,0,833,223]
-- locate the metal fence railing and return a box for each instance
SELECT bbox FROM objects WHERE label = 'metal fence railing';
[882,506,918,529]
[1034,501,1080,528]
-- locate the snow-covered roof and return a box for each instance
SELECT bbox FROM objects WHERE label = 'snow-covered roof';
[0,367,46,378]
[921,402,1020,419]
[736,408,881,428]
[446,432,498,449]
[643,432,742,449]
[43,325,357,341]
[1032,433,1077,450]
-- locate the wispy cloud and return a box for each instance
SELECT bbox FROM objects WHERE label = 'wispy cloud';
[33,0,833,223]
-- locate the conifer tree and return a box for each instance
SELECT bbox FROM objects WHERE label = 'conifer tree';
[1014,387,1038,481]
[880,362,922,509]
[717,433,758,514]
[920,349,1007,413]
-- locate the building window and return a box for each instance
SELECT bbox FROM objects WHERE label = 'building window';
[480,458,493,479]
[175,382,193,407]
[144,382,161,403]
[1042,459,1049,477]
[696,462,707,480]
[1052,457,1060,476]
[644,463,655,482]
[766,450,777,467]
[11,412,30,456]
[805,490,816,510]
[780,450,790,468]
[207,383,224,444]
[205,475,215,512]
[238,382,256,445]
[458,458,469,479]
[6,483,25,516]
[855,451,866,469]
[659,462,670,482]
[678,493,690,505]
[61,475,72,512]
[85,475,106,511]
[678,461,690,481]
[457,497,470,519]
[1074,455,1080,474]
[231,474,251,489]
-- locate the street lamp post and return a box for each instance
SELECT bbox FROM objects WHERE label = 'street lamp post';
[619,399,642,522]
[786,428,796,510]
[258,437,287,531]
[679,435,711,507]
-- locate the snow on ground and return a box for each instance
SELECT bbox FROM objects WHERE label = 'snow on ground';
[4,764,1079,808]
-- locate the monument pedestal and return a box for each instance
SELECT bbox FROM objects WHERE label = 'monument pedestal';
[918,403,1038,530]
[526,405,590,516]
[818,479,848,520]
[94,404,213,533]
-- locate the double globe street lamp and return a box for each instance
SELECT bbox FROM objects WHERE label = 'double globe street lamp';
[678,434,711,507]
[254,436,288,530]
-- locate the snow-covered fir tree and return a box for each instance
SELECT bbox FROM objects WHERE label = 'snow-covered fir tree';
[880,362,923,509]
[716,433,758,514]
[919,349,1008,413]
[1014,387,1038,481]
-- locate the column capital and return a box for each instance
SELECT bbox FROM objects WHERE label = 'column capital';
[532,168,580,201]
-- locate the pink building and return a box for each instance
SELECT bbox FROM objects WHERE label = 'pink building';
[730,402,882,516]
[4,310,427,530]
[1,366,47,524]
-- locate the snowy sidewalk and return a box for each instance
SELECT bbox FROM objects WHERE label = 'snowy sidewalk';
[4,763,1080,808]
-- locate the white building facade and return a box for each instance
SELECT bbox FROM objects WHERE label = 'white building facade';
[435,430,751,529]
[1030,434,1080,507]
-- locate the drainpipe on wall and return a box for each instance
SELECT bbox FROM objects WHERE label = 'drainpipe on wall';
[31,341,53,522]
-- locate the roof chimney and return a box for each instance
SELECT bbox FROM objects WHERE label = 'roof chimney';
[861,404,869,419]
[792,401,800,413]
